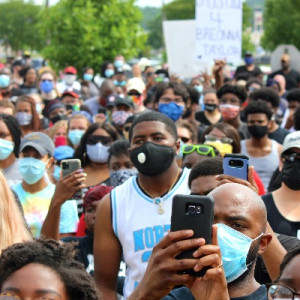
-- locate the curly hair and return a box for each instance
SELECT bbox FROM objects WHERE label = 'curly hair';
[0,239,101,300]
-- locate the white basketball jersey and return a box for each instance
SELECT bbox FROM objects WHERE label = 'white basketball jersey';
[111,168,190,299]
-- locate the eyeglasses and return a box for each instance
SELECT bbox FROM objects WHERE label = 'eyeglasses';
[182,144,216,157]
[282,152,300,163]
[41,79,53,82]
[267,283,300,299]
[86,135,112,146]
[205,135,233,145]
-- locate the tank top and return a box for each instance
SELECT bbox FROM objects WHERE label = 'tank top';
[262,193,300,238]
[111,168,190,299]
[241,139,279,191]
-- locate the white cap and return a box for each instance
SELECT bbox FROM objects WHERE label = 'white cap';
[126,77,146,94]
[282,131,300,154]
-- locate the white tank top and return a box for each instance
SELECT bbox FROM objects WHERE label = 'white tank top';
[111,168,190,299]
[241,139,279,190]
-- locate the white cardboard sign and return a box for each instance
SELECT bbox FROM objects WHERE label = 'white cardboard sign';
[195,0,243,64]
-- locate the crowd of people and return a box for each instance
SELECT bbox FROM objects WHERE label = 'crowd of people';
[0,50,300,300]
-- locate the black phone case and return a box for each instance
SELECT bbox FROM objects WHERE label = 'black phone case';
[171,194,214,277]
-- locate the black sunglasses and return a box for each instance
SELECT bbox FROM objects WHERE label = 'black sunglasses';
[87,135,112,146]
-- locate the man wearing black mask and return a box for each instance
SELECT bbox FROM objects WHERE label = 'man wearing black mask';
[241,100,282,191]
[93,111,191,299]
[262,131,300,238]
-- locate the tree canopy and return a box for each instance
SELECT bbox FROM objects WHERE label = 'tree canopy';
[0,0,43,52]
[262,0,300,51]
[39,0,146,72]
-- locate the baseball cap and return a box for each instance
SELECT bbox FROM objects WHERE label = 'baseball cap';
[62,87,81,99]
[106,94,117,107]
[282,131,300,154]
[126,78,145,94]
[20,132,55,157]
[54,146,74,161]
[64,66,77,74]
[115,96,133,108]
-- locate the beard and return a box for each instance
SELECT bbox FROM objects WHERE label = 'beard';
[227,238,260,287]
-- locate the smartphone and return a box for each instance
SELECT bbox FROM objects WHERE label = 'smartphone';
[223,154,249,180]
[61,159,83,200]
[171,194,214,277]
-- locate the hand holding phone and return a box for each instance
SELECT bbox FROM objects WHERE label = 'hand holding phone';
[171,194,214,276]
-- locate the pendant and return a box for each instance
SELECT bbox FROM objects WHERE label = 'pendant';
[154,198,165,215]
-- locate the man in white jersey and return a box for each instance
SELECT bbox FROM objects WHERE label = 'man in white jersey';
[94,111,190,299]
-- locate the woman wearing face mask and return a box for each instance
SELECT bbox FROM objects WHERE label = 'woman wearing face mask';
[15,95,42,136]
[81,67,100,100]
[0,114,23,186]
[19,67,38,95]
[67,114,90,149]
[195,89,222,126]
[48,120,68,147]
[38,68,59,105]
[74,123,119,187]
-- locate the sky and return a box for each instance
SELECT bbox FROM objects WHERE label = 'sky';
[34,0,173,7]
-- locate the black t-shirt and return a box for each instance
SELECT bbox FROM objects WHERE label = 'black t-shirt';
[262,193,300,237]
[163,285,267,300]
[268,126,289,144]
[195,111,222,126]
[269,69,300,90]
[235,65,262,78]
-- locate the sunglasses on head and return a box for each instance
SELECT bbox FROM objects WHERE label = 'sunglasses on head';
[205,135,233,145]
[87,135,112,146]
[182,144,216,157]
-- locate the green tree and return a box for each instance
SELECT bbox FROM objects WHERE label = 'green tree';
[146,0,255,54]
[261,0,300,51]
[0,0,43,52]
[39,0,146,72]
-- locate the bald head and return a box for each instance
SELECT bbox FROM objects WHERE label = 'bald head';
[209,183,267,233]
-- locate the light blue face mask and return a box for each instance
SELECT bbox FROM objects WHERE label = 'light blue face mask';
[53,165,61,181]
[83,73,93,81]
[217,223,263,283]
[0,74,10,88]
[68,130,85,146]
[158,102,184,122]
[19,157,47,185]
[0,138,14,160]
[114,60,124,69]
[16,112,32,126]
[105,69,114,78]
[194,84,203,94]
[86,143,110,163]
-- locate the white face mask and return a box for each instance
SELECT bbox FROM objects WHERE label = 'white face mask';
[86,143,110,163]
[64,74,76,85]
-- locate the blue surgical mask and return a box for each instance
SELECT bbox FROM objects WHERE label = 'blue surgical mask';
[244,57,254,65]
[53,165,61,181]
[109,169,138,187]
[86,143,110,163]
[68,129,85,146]
[0,138,14,160]
[83,73,93,81]
[40,80,53,93]
[114,60,124,69]
[0,74,10,88]
[158,102,184,122]
[16,112,32,126]
[105,69,114,78]
[19,157,47,185]
[217,223,263,283]
[114,80,126,87]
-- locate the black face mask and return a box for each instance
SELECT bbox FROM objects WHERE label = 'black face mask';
[282,159,300,190]
[205,103,218,112]
[51,114,69,124]
[130,141,175,176]
[248,125,268,139]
